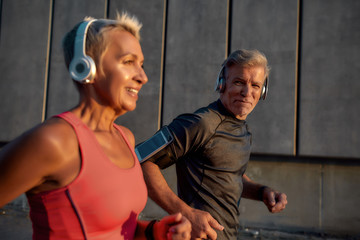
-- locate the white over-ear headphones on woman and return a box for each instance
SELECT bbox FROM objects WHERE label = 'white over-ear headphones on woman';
[69,19,97,84]
[68,19,116,84]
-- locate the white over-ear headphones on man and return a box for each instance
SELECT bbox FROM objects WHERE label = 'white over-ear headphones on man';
[68,19,117,84]
[215,64,269,100]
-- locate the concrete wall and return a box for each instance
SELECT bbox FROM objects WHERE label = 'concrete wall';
[1,0,359,238]
[241,157,360,236]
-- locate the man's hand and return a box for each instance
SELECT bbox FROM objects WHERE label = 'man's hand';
[262,187,288,213]
[183,208,224,240]
[154,213,191,240]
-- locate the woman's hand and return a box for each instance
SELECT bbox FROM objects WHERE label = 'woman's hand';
[153,213,191,240]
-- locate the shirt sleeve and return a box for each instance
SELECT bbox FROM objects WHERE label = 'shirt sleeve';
[150,110,220,169]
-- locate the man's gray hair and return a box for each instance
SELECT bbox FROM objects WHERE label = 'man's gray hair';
[223,49,270,80]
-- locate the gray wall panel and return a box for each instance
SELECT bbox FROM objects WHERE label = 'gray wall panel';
[162,0,226,125]
[232,0,298,155]
[0,0,50,141]
[46,0,106,119]
[110,0,165,143]
[322,164,360,234]
[299,0,360,158]
[240,160,322,232]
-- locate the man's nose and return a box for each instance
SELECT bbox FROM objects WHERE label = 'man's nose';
[241,84,250,96]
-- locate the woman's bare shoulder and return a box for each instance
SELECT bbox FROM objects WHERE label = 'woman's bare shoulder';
[1,117,79,176]
[28,117,78,155]
[0,117,79,205]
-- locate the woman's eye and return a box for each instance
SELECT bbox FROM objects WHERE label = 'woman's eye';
[124,59,134,65]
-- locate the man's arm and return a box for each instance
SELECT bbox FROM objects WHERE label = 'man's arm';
[141,161,224,240]
[242,174,288,213]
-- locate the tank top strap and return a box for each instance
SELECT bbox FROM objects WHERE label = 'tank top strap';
[113,125,131,150]
[113,124,139,165]
[55,112,139,165]
[55,111,85,128]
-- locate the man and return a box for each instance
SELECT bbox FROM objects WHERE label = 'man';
[139,49,288,239]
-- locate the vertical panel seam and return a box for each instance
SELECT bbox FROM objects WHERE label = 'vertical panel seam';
[226,0,232,58]
[0,0,3,39]
[42,0,54,122]
[295,0,302,156]
[319,163,324,230]
[104,0,109,18]
[158,0,168,129]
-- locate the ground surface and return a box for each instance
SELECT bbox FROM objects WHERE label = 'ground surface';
[0,206,358,240]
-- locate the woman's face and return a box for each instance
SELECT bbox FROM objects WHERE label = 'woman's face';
[93,29,148,114]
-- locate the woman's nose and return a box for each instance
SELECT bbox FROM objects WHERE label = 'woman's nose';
[135,66,148,84]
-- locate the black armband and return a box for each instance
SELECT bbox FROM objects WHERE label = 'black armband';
[135,126,176,169]
[145,219,158,240]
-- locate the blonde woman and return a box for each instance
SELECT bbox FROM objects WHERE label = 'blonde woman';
[0,13,191,240]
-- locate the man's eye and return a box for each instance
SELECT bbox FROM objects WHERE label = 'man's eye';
[236,81,247,86]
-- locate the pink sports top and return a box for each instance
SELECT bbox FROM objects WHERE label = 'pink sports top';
[26,112,148,239]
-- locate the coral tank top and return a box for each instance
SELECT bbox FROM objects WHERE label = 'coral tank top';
[26,112,147,239]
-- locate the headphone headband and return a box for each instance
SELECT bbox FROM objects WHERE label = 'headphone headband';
[73,20,96,62]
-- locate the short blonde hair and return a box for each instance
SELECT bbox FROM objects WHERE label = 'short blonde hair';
[62,12,142,74]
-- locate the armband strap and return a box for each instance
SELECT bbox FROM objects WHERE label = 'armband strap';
[145,219,158,240]
[258,186,268,201]
[135,126,174,166]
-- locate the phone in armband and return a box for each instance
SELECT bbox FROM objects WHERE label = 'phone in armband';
[135,126,173,163]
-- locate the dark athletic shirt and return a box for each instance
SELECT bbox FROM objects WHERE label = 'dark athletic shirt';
[155,100,252,239]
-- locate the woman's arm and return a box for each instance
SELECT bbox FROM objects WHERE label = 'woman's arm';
[0,119,78,207]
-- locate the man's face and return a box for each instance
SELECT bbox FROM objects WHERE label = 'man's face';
[220,64,265,120]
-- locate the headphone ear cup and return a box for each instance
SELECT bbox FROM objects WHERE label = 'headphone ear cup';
[218,77,226,93]
[68,19,97,84]
[215,64,226,93]
[69,55,96,83]
[260,77,268,100]
[215,77,226,93]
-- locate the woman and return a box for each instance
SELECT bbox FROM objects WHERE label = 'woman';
[0,13,191,240]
